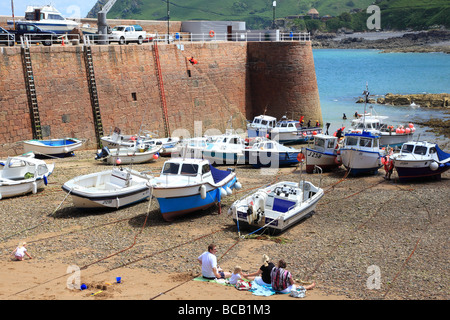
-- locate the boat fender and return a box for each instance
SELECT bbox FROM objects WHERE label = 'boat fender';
[226,186,232,195]
[200,185,207,199]
[429,161,439,171]
[43,175,48,186]
[63,147,69,153]
[0,193,2,200]
[235,181,242,190]
[231,205,237,217]
[32,182,38,194]
[220,187,227,198]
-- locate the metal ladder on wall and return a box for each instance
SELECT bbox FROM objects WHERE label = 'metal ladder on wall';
[153,41,170,137]
[21,38,43,140]
[83,40,104,148]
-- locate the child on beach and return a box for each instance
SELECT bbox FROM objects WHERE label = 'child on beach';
[229,265,244,285]
[11,242,32,261]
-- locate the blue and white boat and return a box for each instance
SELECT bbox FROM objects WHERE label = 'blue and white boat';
[391,141,450,181]
[150,158,242,221]
[201,130,248,165]
[302,134,341,173]
[247,115,277,138]
[8,5,79,34]
[339,131,385,175]
[270,116,323,144]
[244,139,301,168]
[23,138,83,157]
[229,179,324,234]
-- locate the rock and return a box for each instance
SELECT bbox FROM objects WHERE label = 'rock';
[384,93,450,108]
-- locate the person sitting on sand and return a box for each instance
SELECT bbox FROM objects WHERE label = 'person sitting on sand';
[270,259,316,294]
[198,243,231,280]
[229,265,245,285]
[242,254,274,287]
[11,242,32,261]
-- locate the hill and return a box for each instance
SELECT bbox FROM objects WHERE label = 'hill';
[86,0,450,31]
[87,0,373,29]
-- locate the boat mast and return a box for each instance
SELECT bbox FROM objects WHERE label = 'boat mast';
[362,83,369,132]
[11,0,15,29]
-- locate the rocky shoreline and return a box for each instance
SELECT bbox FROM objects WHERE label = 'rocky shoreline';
[356,93,450,108]
[313,29,450,54]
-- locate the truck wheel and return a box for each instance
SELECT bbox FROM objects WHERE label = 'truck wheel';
[119,37,125,45]
[43,39,52,46]
[138,36,143,45]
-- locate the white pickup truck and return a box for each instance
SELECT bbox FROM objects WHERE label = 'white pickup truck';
[109,25,146,45]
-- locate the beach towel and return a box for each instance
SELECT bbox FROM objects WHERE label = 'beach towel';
[193,276,229,286]
[249,281,277,296]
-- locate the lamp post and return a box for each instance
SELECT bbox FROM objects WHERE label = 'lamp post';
[272,1,276,29]
[167,0,170,44]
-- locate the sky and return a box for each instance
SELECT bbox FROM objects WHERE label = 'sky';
[0,1,98,19]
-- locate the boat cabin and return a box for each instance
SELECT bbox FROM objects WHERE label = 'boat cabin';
[343,132,380,149]
[274,119,300,130]
[248,115,277,130]
[25,5,66,22]
[311,134,338,152]
[160,159,211,177]
[399,142,438,159]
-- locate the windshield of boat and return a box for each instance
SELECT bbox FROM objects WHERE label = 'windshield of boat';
[413,146,428,156]
[401,144,414,153]
[345,136,359,146]
[180,163,199,176]
[359,137,373,147]
[314,138,325,148]
[162,162,180,175]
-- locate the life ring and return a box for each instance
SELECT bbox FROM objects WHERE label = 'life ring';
[209,30,215,37]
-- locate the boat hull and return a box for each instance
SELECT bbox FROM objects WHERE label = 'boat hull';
[340,148,382,175]
[304,148,341,173]
[202,151,246,165]
[393,160,450,181]
[153,176,237,221]
[270,128,323,144]
[244,150,299,168]
[0,179,45,199]
[62,170,151,209]
[23,139,83,156]
[380,132,413,148]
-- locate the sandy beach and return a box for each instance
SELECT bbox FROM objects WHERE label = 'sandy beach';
[0,143,449,303]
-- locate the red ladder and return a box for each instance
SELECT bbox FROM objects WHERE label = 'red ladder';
[153,41,170,137]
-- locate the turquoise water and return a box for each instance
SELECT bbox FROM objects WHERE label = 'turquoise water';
[313,49,450,140]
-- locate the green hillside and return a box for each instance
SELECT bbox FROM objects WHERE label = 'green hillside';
[87,0,450,30]
[88,0,373,29]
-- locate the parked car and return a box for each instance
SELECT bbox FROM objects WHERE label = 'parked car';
[0,26,15,46]
[109,25,147,45]
[11,22,57,46]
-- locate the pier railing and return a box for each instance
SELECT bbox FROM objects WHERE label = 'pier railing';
[15,31,310,48]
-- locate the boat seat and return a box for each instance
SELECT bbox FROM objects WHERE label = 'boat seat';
[105,182,123,190]
[272,197,296,213]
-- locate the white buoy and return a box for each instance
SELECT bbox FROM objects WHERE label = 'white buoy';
[429,161,439,171]
[235,181,242,190]
[32,181,37,194]
[220,187,227,197]
[200,185,207,199]
[226,186,232,195]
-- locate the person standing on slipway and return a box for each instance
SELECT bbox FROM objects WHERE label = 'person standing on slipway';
[198,243,231,280]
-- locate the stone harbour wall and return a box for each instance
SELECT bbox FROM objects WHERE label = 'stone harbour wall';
[0,41,321,156]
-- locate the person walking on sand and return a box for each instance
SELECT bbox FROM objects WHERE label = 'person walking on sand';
[11,242,32,261]
[242,254,274,287]
[198,243,231,280]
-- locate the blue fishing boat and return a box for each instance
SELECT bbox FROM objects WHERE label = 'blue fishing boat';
[23,138,83,157]
[244,139,301,168]
[150,158,242,221]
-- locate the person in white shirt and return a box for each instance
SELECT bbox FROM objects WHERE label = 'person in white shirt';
[11,242,32,261]
[229,265,245,285]
[197,244,231,280]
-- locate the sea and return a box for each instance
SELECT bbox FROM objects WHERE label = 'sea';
[312,49,450,142]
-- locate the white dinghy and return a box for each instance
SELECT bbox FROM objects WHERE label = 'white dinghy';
[0,153,54,199]
[62,168,152,209]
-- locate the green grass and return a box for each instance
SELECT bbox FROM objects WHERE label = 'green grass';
[88,0,450,30]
